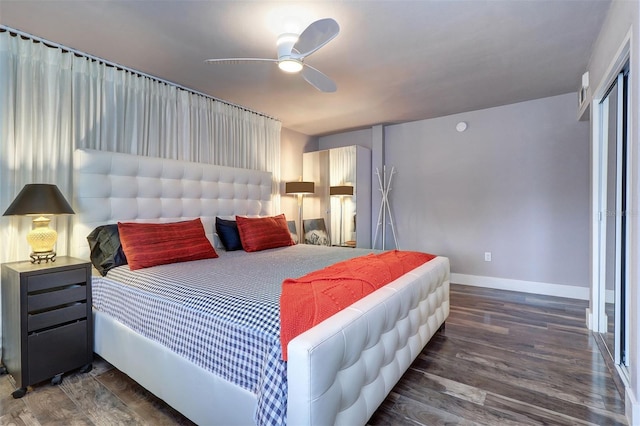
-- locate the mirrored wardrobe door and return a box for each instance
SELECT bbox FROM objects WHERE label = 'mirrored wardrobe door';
[598,63,630,372]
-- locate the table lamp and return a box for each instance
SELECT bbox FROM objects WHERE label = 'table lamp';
[3,184,75,263]
[330,185,354,246]
[285,181,315,242]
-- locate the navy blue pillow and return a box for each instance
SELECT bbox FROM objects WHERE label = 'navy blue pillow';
[215,217,242,251]
[87,224,128,276]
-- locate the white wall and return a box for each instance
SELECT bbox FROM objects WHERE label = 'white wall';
[319,128,372,151]
[385,94,590,292]
[317,94,591,297]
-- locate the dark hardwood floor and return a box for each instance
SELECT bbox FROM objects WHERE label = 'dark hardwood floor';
[0,284,627,425]
[369,285,627,425]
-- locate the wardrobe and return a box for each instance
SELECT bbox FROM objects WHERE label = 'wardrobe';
[302,145,371,248]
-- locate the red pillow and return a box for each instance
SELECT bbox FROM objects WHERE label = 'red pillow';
[118,218,218,270]
[236,214,294,252]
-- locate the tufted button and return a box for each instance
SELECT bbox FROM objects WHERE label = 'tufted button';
[71,149,272,260]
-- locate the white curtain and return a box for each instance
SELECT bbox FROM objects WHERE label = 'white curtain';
[329,146,356,246]
[0,29,281,266]
[71,56,281,171]
[0,33,74,263]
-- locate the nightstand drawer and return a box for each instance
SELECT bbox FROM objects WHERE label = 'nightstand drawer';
[28,320,88,384]
[27,268,86,292]
[27,303,87,332]
[28,285,87,312]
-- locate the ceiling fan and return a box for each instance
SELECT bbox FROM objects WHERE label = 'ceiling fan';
[205,18,340,93]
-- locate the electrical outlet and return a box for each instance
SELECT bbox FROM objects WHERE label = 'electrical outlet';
[484,252,492,262]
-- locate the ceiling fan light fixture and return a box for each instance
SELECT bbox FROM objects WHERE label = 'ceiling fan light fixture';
[278,59,303,73]
[205,18,339,92]
[277,33,299,46]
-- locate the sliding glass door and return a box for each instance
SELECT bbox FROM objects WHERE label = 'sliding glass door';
[598,63,630,372]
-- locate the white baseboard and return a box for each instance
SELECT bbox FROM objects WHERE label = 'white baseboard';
[450,273,590,300]
[586,307,594,330]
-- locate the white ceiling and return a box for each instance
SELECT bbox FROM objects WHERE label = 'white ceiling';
[0,0,610,136]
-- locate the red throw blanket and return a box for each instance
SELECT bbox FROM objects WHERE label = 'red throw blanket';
[279,250,436,360]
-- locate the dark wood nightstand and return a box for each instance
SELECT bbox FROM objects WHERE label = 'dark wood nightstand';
[0,257,93,398]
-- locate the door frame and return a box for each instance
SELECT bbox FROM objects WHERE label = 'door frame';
[590,30,631,382]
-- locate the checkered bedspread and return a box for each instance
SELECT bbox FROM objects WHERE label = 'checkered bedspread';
[92,244,373,425]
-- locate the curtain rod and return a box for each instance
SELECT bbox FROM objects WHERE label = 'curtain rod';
[0,25,278,122]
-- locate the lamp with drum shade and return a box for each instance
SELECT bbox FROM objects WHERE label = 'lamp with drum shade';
[329,185,353,246]
[285,180,315,243]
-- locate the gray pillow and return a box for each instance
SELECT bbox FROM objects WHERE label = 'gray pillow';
[87,224,128,276]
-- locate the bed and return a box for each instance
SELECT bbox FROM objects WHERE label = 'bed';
[70,148,450,425]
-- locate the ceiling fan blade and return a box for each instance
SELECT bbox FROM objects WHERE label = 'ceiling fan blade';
[205,58,277,65]
[302,64,336,93]
[293,18,340,58]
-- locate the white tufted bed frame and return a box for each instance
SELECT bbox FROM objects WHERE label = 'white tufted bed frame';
[71,148,450,425]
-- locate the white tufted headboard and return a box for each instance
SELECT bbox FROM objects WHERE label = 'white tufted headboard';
[71,149,272,260]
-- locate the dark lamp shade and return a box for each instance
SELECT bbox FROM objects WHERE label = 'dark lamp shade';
[3,184,75,216]
[285,181,315,195]
[330,185,354,196]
